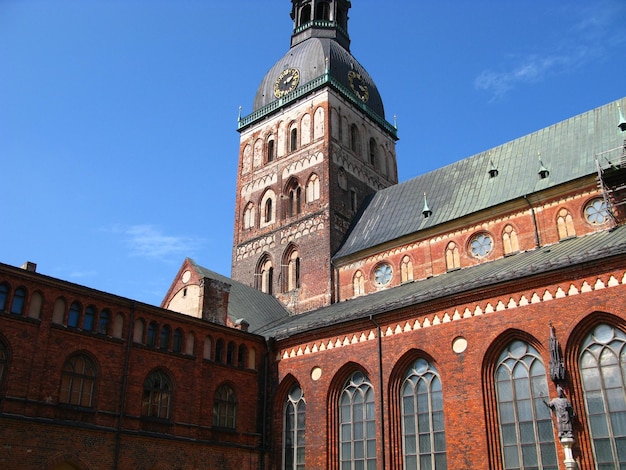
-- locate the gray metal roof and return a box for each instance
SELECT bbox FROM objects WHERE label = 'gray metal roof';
[188,259,289,333]
[334,97,626,259]
[257,226,626,339]
[252,37,385,117]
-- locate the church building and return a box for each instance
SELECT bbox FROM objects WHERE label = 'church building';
[1,1,626,469]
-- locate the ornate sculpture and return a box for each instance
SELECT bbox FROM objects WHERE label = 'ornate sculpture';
[545,385,575,439]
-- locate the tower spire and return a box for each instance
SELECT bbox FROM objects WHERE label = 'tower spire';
[290,0,351,49]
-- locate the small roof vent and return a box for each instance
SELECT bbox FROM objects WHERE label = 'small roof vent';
[537,153,550,179]
[422,193,432,218]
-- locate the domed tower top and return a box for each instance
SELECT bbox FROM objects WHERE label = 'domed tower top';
[290,0,351,50]
[246,0,392,129]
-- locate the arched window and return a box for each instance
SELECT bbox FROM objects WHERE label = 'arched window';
[238,344,247,368]
[495,341,557,469]
[146,321,158,347]
[173,328,183,353]
[267,138,275,163]
[98,310,110,335]
[557,208,576,239]
[306,174,320,202]
[28,291,43,319]
[265,198,273,223]
[83,306,96,332]
[60,354,97,407]
[256,255,274,295]
[503,225,520,255]
[579,324,626,467]
[133,318,145,343]
[142,370,172,419]
[445,242,460,271]
[243,202,256,229]
[353,271,365,297]
[226,341,235,365]
[215,338,224,363]
[339,371,376,469]
[284,384,306,470]
[213,384,237,429]
[369,138,378,168]
[401,358,447,469]
[0,283,8,311]
[400,256,414,283]
[286,180,302,217]
[160,325,171,350]
[204,336,213,360]
[350,124,360,154]
[68,302,81,328]
[112,313,124,339]
[10,287,26,315]
[300,4,311,25]
[290,127,298,152]
[283,246,301,292]
[315,1,330,20]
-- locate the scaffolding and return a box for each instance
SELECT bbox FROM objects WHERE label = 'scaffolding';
[595,139,626,226]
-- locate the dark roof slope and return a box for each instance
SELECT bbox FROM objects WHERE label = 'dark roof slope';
[188,259,288,333]
[258,226,626,339]
[335,97,626,259]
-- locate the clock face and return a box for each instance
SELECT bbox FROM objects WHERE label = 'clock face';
[348,70,369,102]
[274,68,300,98]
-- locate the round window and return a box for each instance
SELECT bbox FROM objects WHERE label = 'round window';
[374,263,392,286]
[470,233,493,258]
[584,198,609,225]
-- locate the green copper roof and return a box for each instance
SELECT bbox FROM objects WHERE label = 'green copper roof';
[334,97,626,259]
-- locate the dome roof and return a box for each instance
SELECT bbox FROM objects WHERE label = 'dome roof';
[252,38,385,119]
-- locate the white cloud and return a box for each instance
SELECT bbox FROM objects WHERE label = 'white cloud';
[475,1,625,100]
[121,224,205,260]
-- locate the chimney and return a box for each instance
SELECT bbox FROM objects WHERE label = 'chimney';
[199,277,231,325]
[21,261,37,272]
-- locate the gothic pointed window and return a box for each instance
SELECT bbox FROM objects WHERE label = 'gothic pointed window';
[290,127,298,152]
[579,323,626,467]
[282,246,301,292]
[213,384,237,429]
[286,179,302,217]
[339,371,377,469]
[350,124,360,154]
[557,208,575,240]
[369,138,378,168]
[243,202,255,229]
[267,137,275,163]
[60,354,97,407]
[256,255,274,295]
[445,242,460,271]
[353,271,365,297]
[306,174,320,203]
[495,341,557,469]
[261,190,276,226]
[284,384,306,470]
[503,225,520,255]
[400,256,414,283]
[401,358,447,469]
[142,370,172,419]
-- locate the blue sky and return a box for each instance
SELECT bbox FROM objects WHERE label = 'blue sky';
[2,0,625,306]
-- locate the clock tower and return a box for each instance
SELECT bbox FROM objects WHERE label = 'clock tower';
[232,0,398,313]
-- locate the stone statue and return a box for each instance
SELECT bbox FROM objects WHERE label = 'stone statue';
[545,385,575,439]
